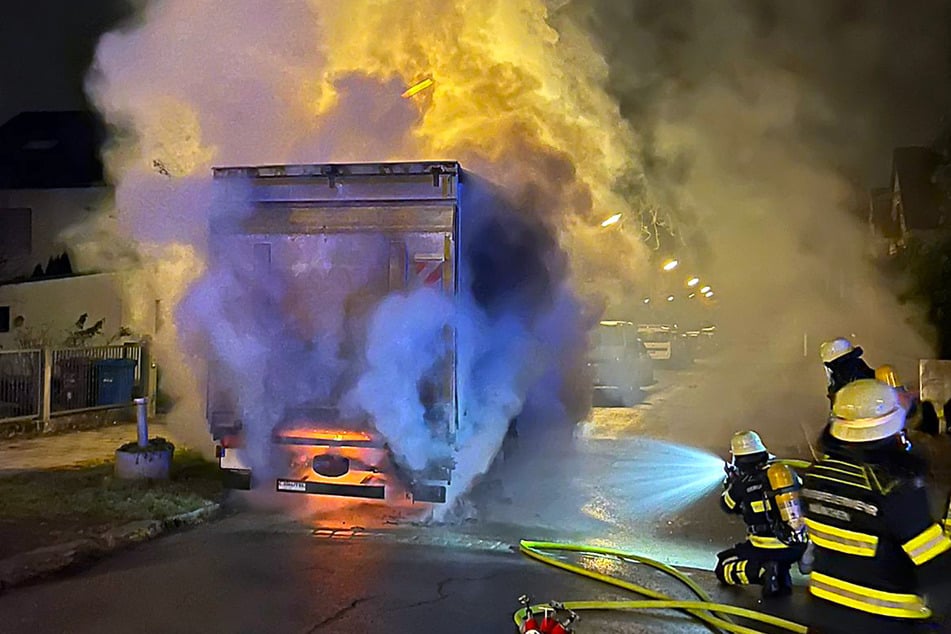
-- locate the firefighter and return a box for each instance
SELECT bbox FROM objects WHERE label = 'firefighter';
[803,379,951,634]
[877,364,945,436]
[716,430,808,598]
[820,337,875,405]
[875,363,924,429]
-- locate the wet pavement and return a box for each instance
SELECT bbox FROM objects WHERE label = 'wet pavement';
[0,355,945,632]
[0,512,810,634]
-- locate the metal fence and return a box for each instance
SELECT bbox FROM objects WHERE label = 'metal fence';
[0,349,42,421]
[0,343,144,426]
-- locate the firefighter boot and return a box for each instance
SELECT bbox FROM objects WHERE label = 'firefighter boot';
[760,561,792,598]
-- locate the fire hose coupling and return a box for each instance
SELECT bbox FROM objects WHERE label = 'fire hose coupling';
[514,541,808,634]
[517,596,577,634]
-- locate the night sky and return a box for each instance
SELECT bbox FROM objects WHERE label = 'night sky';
[0,0,134,125]
[2,0,949,183]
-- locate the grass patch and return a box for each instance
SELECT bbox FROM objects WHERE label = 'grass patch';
[0,449,222,523]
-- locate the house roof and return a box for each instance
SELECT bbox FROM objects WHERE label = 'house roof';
[891,146,944,231]
[0,111,105,189]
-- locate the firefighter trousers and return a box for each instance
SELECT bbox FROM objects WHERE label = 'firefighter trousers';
[715,539,805,587]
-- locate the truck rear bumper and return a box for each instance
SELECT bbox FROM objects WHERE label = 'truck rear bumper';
[219,446,448,503]
[222,468,252,490]
[276,478,385,499]
[273,478,447,503]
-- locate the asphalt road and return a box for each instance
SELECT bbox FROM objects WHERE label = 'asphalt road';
[0,510,814,634]
[0,357,850,633]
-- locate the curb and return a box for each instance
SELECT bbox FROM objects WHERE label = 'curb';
[0,502,221,593]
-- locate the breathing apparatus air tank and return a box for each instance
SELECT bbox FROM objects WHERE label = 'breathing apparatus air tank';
[766,462,806,540]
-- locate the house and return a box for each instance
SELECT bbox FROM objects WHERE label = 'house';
[888,146,946,250]
[0,111,109,283]
[0,111,156,349]
[867,186,901,256]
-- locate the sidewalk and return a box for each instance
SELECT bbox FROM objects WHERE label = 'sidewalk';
[0,421,222,590]
[0,420,184,477]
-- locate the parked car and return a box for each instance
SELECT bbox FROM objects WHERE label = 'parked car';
[636,324,674,361]
[589,320,654,405]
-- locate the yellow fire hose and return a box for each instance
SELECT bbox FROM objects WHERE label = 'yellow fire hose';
[515,541,808,634]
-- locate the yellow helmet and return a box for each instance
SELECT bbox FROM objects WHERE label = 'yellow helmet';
[830,379,905,442]
[820,337,854,363]
[875,364,901,388]
[731,430,767,456]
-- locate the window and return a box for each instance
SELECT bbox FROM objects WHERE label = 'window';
[0,306,9,333]
[0,209,32,257]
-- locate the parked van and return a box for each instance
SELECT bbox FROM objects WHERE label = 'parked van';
[589,320,654,405]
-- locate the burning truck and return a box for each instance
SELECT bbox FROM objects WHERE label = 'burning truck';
[210,161,525,505]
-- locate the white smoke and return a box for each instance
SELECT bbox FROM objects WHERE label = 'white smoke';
[78,0,661,506]
[346,288,455,472]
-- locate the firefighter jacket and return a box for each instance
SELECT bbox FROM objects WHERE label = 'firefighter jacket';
[720,460,789,549]
[802,432,951,622]
[825,350,875,403]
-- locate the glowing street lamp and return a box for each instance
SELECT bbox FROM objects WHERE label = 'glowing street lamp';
[662,259,679,272]
[700,285,711,294]
[666,295,675,302]
[688,293,696,299]
[643,297,650,304]
[600,213,622,228]
[687,277,700,287]
[704,291,714,298]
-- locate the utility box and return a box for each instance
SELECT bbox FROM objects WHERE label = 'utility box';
[95,358,137,406]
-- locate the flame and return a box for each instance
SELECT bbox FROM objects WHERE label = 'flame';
[313,0,653,293]
[89,1,656,317]
[84,0,661,489]
[276,428,375,444]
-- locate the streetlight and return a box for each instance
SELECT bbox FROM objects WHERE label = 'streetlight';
[666,295,675,302]
[687,277,700,287]
[688,293,696,299]
[700,285,711,294]
[643,297,650,304]
[601,213,622,228]
[704,291,714,298]
[662,259,679,272]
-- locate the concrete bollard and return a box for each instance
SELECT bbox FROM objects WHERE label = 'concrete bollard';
[115,398,173,480]
[115,447,173,480]
[135,397,149,448]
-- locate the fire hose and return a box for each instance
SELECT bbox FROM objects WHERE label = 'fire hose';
[514,541,808,634]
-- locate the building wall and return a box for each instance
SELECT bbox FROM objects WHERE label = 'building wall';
[0,186,111,281]
[0,272,146,350]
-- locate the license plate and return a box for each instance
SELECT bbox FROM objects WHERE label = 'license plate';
[276,479,307,492]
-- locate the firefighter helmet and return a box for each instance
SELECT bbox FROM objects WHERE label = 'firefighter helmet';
[820,337,855,363]
[731,430,767,456]
[875,364,901,388]
[830,379,906,442]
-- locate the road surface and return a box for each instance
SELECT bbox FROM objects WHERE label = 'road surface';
[0,356,840,633]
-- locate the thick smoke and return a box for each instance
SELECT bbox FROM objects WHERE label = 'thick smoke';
[559,0,951,447]
[78,0,946,501]
[79,0,638,504]
[347,188,587,506]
